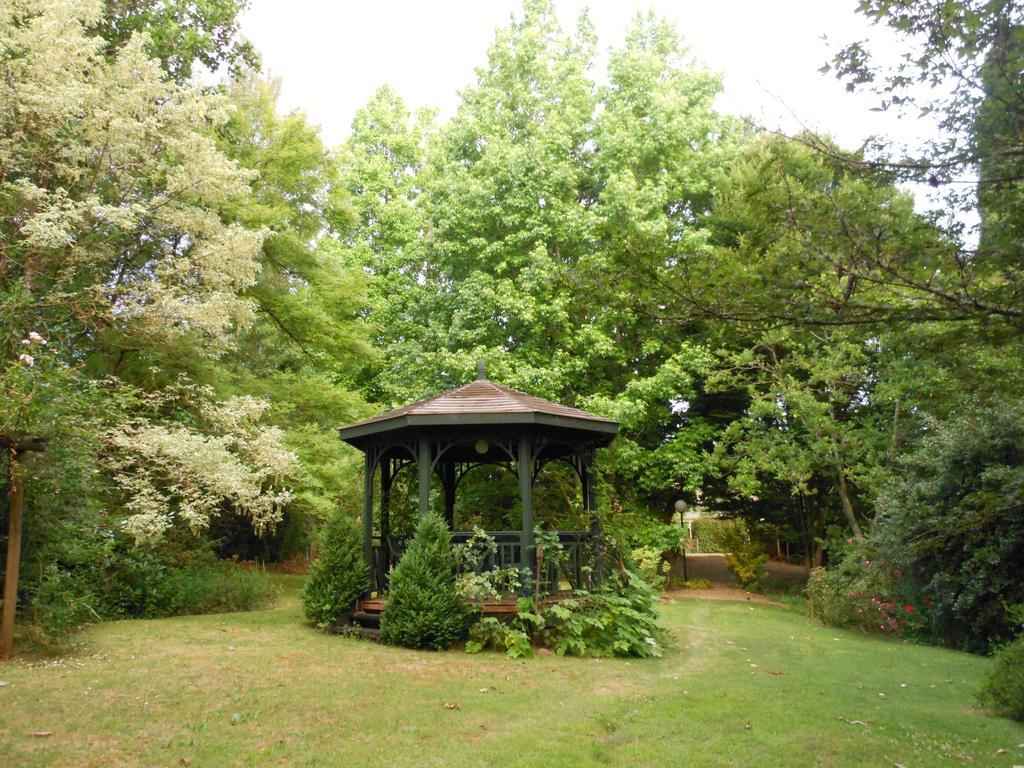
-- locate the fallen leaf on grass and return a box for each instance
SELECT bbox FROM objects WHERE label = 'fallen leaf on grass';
[838,716,871,728]
[765,669,785,676]
[28,731,52,738]
[443,701,460,710]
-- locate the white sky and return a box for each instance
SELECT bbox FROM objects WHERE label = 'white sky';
[240,0,924,154]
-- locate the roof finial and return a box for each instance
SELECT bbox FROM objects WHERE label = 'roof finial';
[476,360,487,380]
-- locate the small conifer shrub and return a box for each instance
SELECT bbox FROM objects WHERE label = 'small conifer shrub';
[978,635,1024,721]
[380,512,467,650]
[301,512,369,629]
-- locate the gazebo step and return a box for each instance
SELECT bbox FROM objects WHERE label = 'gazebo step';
[353,625,381,642]
[359,597,386,612]
[357,594,575,619]
[352,609,381,628]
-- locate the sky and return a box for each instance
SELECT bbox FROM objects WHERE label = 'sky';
[239,0,926,154]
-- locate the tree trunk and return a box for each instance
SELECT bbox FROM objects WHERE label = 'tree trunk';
[830,442,864,541]
[2,453,24,660]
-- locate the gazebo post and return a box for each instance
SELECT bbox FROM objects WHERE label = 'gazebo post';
[517,436,535,584]
[442,461,456,530]
[362,451,375,587]
[417,436,430,518]
[380,457,392,586]
[582,459,605,585]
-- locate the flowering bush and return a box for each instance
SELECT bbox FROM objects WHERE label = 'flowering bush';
[807,547,922,636]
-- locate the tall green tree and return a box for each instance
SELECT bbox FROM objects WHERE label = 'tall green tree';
[98,0,258,82]
[343,3,737,520]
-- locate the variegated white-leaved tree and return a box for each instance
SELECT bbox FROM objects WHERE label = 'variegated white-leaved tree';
[0,0,295,540]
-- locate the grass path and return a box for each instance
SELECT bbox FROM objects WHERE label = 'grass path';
[1,576,1021,767]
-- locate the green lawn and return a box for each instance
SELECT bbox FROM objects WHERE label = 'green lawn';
[1,576,1021,768]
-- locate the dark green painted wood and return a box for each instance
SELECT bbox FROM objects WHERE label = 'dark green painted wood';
[380,458,392,588]
[362,451,374,588]
[517,436,534,575]
[417,436,430,518]
[442,461,456,529]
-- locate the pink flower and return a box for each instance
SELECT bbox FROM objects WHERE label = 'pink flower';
[903,604,915,613]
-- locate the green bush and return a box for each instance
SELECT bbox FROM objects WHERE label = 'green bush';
[158,562,276,616]
[301,512,370,629]
[719,520,768,589]
[806,546,921,637]
[380,512,468,650]
[21,526,276,647]
[466,571,667,658]
[874,405,1024,652]
[977,636,1024,720]
[630,545,670,589]
[690,517,740,553]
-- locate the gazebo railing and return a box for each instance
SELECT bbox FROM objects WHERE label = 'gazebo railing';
[370,529,599,594]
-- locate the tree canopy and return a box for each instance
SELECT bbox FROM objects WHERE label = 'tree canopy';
[1,0,1021,653]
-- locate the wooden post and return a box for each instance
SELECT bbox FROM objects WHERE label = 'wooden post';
[1,452,24,661]
[442,461,456,530]
[362,451,375,591]
[380,457,391,585]
[417,436,430,519]
[583,460,605,586]
[518,436,534,585]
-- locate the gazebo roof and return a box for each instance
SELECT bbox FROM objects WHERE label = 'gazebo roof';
[339,374,618,445]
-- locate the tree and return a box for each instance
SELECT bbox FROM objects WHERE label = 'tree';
[301,511,369,629]
[97,0,258,82]
[343,3,737,520]
[816,0,1023,328]
[709,330,895,563]
[875,404,1024,652]
[380,513,467,650]
[0,0,292,545]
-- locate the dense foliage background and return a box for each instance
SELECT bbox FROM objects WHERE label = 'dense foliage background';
[1,0,1021,654]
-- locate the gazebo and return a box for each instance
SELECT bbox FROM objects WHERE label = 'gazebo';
[338,364,618,594]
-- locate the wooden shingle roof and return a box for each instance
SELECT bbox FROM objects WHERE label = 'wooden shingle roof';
[339,376,617,444]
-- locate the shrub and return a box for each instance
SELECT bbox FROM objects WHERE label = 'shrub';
[466,571,667,658]
[301,512,370,629]
[806,546,921,637]
[720,520,768,589]
[690,517,739,553]
[160,562,276,616]
[453,528,522,600]
[977,636,1024,720]
[380,512,468,650]
[27,566,100,645]
[874,405,1024,652]
[24,540,276,647]
[631,545,670,589]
